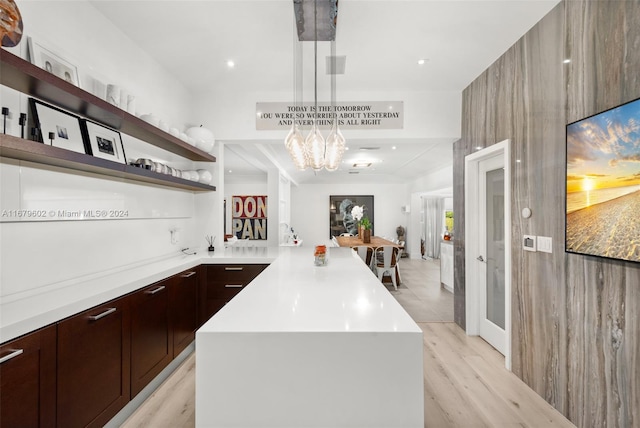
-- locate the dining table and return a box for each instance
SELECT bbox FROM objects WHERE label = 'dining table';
[335,235,401,249]
[335,235,402,285]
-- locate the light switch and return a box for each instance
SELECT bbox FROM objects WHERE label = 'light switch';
[523,235,536,252]
[537,236,552,253]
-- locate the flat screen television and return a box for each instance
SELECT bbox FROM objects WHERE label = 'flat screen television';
[566,97,640,263]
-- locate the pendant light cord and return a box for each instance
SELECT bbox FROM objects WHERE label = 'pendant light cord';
[314,0,318,124]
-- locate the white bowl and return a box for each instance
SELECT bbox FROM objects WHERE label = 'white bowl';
[196,138,215,153]
[197,169,212,184]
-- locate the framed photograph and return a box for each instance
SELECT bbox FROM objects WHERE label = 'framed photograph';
[566,96,640,264]
[29,98,88,155]
[329,195,374,238]
[27,36,80,86]
[81,120,127,164]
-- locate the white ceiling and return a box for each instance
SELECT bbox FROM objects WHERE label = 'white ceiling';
[89,0,560,185]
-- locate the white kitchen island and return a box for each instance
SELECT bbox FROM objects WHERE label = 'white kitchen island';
[196,247,424,428]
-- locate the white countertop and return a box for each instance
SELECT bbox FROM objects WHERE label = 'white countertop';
[196,246,423,427]
[0,246,280,343]
[200,246,420,334]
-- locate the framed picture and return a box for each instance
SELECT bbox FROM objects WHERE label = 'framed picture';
[329,195,374,238]
[566,96,640,263]
[81,119,127,164]
[27,36,80,86]
[29,98,88,155]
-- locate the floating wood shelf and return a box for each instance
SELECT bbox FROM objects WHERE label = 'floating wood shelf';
[0,49,216,162]
[0,134,216,192]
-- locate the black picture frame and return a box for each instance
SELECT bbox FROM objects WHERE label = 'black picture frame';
[29,98,88,155]
[81,119,127,164]
[565,96,640,264]
[329,195,374,238]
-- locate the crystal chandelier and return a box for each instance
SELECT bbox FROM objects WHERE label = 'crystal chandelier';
[285,0,345,172]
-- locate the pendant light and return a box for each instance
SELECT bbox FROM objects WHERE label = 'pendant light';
[285,0,345,172]
[304,0,326,171]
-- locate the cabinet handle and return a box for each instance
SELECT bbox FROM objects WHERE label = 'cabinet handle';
[225,267,243,271]
[88,307,117,321]
[0,349,24,364]
[181,271,196,278]
[225,284,243,288]
[145,285,166,295]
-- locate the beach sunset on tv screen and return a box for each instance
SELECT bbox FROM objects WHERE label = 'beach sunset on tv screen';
[566,97,640,263]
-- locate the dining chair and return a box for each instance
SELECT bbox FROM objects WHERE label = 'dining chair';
[352,245,374,269]
[340,233,354,237]
[373,246,399,290]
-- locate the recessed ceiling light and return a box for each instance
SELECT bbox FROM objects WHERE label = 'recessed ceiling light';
[563,59,571,64]
[392,146,397,150]
[476,146,482,150]
[228,169,232,173]
[516,159,521,163]
[227,60,235,68]
[345,147,349,151]
[417,58,428,65]
[353,162,372,168]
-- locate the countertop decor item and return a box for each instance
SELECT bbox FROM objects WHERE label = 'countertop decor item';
[206,235,216,252]
[314,245,327,266]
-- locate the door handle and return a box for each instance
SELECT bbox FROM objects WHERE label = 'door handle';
[477,255,486,263]
[181,271,196,278]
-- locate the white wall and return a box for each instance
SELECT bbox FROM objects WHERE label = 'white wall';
[291,183,410,248]
[0,1,207,299]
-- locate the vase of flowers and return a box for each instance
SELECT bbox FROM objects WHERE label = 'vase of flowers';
[351,205,364,239]
[361,217,372,243]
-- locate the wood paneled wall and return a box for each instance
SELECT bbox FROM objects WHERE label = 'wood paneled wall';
[454,2,640,426]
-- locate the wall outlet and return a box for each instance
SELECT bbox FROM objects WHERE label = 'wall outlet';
[537,236,552,253]
[170,228,179,245]
[523,235,536,252]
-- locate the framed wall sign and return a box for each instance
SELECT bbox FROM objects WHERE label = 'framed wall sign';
[29,98,87,155]
[81,119,126,164]
[27,37,80,86]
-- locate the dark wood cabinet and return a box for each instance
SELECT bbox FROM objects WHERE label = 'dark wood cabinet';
[170,268,199,357]
[0,325,56,428]
[57,297,130,428]
[198,264,268,326]
[130,281,172,398]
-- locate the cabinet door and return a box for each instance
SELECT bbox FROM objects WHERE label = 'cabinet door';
[198,264,268,326]
[57,297,130,428]
[130,280,172,397]
[170,268,198,358]
[0,325,56,428]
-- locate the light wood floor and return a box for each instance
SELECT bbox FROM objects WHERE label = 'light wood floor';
[122,258,574,428]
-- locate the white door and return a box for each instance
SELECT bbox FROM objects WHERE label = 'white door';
[464,140,511,368]
[477,154,506,354]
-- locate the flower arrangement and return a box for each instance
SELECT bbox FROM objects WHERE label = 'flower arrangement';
[351,205,364,223]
